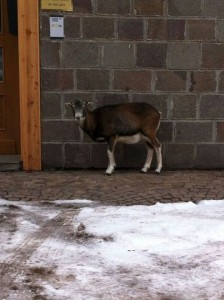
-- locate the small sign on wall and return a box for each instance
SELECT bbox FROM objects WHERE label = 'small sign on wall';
[41,0,73,11]
[50,16,64,38]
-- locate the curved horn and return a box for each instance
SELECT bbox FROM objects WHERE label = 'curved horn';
[87,101,93,111]
[65,102,73,107]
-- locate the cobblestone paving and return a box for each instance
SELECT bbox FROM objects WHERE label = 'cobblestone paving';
[1,170,224,205]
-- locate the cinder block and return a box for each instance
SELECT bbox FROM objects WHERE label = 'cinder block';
[77,69,110,91]
[82,17,114,39]
[219,72,224,92]
[134,0,165,16]
[73,0,92,14]
[40,15,49,38]
[168,0,202,16]
[188,20,215,41]
[118,18,144,40]
[41,69,74,91]
[136,43,167,68]
[62,42,99,68]
[200,95,224,119]
[168,43,200,69]
[41,93,61,119]
[155,71,187,92]
[165,144,195,169]
[158,121,173,142]
[95,93,129,107]
[42,143,63,169]
[216,122,224,142]
[175,122,213,142]
[91,143,108,168]
[64,16,80,38]
[122,143,146,168]
[113,70,152,92]
[102,43,134,68]
[197,144,224,169]
[65,143,91,168]
[41,41,60,67]
[217,21,224,42]
[190,71,216,92]
[97,0,130,15]
[148,19,185,41]
[202,44,224,69]
[206,0,224,18]
[42,120,80,142]
[171,95,197,119]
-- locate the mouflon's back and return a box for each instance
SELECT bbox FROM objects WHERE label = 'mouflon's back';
[93,102,161,137]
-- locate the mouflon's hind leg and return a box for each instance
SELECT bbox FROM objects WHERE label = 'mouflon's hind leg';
[141,129,162,174]
[141,142,154,173]
[154,144,162,174]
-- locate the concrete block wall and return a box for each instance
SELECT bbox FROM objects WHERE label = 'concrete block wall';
[40,0,224,170]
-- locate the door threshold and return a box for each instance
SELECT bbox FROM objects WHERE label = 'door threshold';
[0,155,21,171]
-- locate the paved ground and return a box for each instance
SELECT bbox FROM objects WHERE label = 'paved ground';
[1,169,224,299]
[1,169,224,205]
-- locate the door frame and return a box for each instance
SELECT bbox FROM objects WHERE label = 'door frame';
[18,0,41,170]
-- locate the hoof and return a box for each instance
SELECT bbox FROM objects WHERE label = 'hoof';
[154,170,161,175]
[104,172,112,176]
[141,169,148,174]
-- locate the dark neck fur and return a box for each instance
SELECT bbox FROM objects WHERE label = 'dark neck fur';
[81,111,96,138]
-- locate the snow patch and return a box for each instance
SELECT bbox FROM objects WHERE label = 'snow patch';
[1,199,224,299]
[30,200,224,299]
[53,199,93,205]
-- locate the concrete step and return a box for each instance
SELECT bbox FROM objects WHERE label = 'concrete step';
[0,155,21,171]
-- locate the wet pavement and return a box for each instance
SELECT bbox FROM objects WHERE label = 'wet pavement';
[1,169,224,205]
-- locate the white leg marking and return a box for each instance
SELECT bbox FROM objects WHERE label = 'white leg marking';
[105,149,116,175]
[155,146,162,173]
[141,146,154,173]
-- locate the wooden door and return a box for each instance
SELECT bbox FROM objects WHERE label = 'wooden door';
[0,0,20,154]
